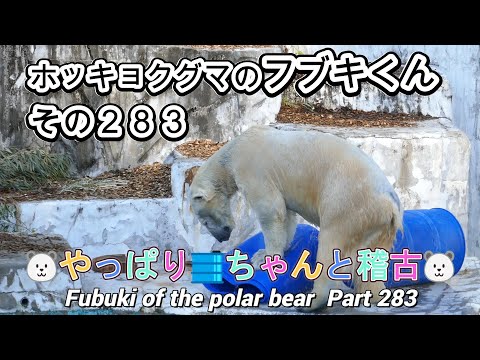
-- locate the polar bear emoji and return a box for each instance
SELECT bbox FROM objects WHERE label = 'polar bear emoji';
[424,251,455,282]
[27,252,57,282]
[190,125,403,310]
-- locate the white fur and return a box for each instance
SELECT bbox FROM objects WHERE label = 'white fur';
[190,126,404,310]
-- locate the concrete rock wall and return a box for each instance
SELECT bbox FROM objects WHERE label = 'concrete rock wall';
[286,45,453,118]
[0,45,282,175]
[18,199,191,259]
[287,45,479,257]
[0,233,75,313]
[1,45,477,257]
[284,79,452,119]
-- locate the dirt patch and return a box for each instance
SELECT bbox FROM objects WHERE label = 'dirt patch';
[0,163,172,203]
[0,232,70,254]
[277,104,431,128]
[176,139,226,159]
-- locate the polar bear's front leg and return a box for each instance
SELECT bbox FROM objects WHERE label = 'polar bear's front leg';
[250,207,290,269]
[251,220,290,269]
[301,226,348,312]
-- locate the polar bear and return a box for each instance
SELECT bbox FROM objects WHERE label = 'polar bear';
[190,125,403,310]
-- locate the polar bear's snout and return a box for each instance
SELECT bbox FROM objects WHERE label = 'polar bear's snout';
[210,224,232,243]
[190,187,235,243]
[196,212,233,242]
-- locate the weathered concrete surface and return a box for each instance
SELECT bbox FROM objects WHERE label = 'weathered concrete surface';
[10,171,259,256]
[0,45,282,176]
[284,80,452,118]
[283,51,452,118]
[287,44,480,259]
[275,120,470,236]
[0,233,76,313]
[18,198,190,259]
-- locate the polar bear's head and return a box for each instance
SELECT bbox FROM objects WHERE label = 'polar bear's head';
[424,251,455,282]
[27,252,57,282]
[190,169,234,243]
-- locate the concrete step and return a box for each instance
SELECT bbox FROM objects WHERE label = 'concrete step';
[0,233,74,313]
[17,198,190,259]
[284,45,452,119]
[4,116,470,259]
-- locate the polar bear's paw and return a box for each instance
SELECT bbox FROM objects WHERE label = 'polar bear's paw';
[297,287,329,313]
[250,249,267,270]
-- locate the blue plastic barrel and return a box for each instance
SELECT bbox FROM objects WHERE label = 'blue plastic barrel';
[203,224,319,300]
[202,209,466,301]
[388,208,465,287]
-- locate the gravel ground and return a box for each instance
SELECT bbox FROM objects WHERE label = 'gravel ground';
[175,139,226,159]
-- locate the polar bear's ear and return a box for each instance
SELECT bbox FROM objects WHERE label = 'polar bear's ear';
[445,251,454,261]
[27,251,36,260]
[48,251,57,261]
[424,251,433,260]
